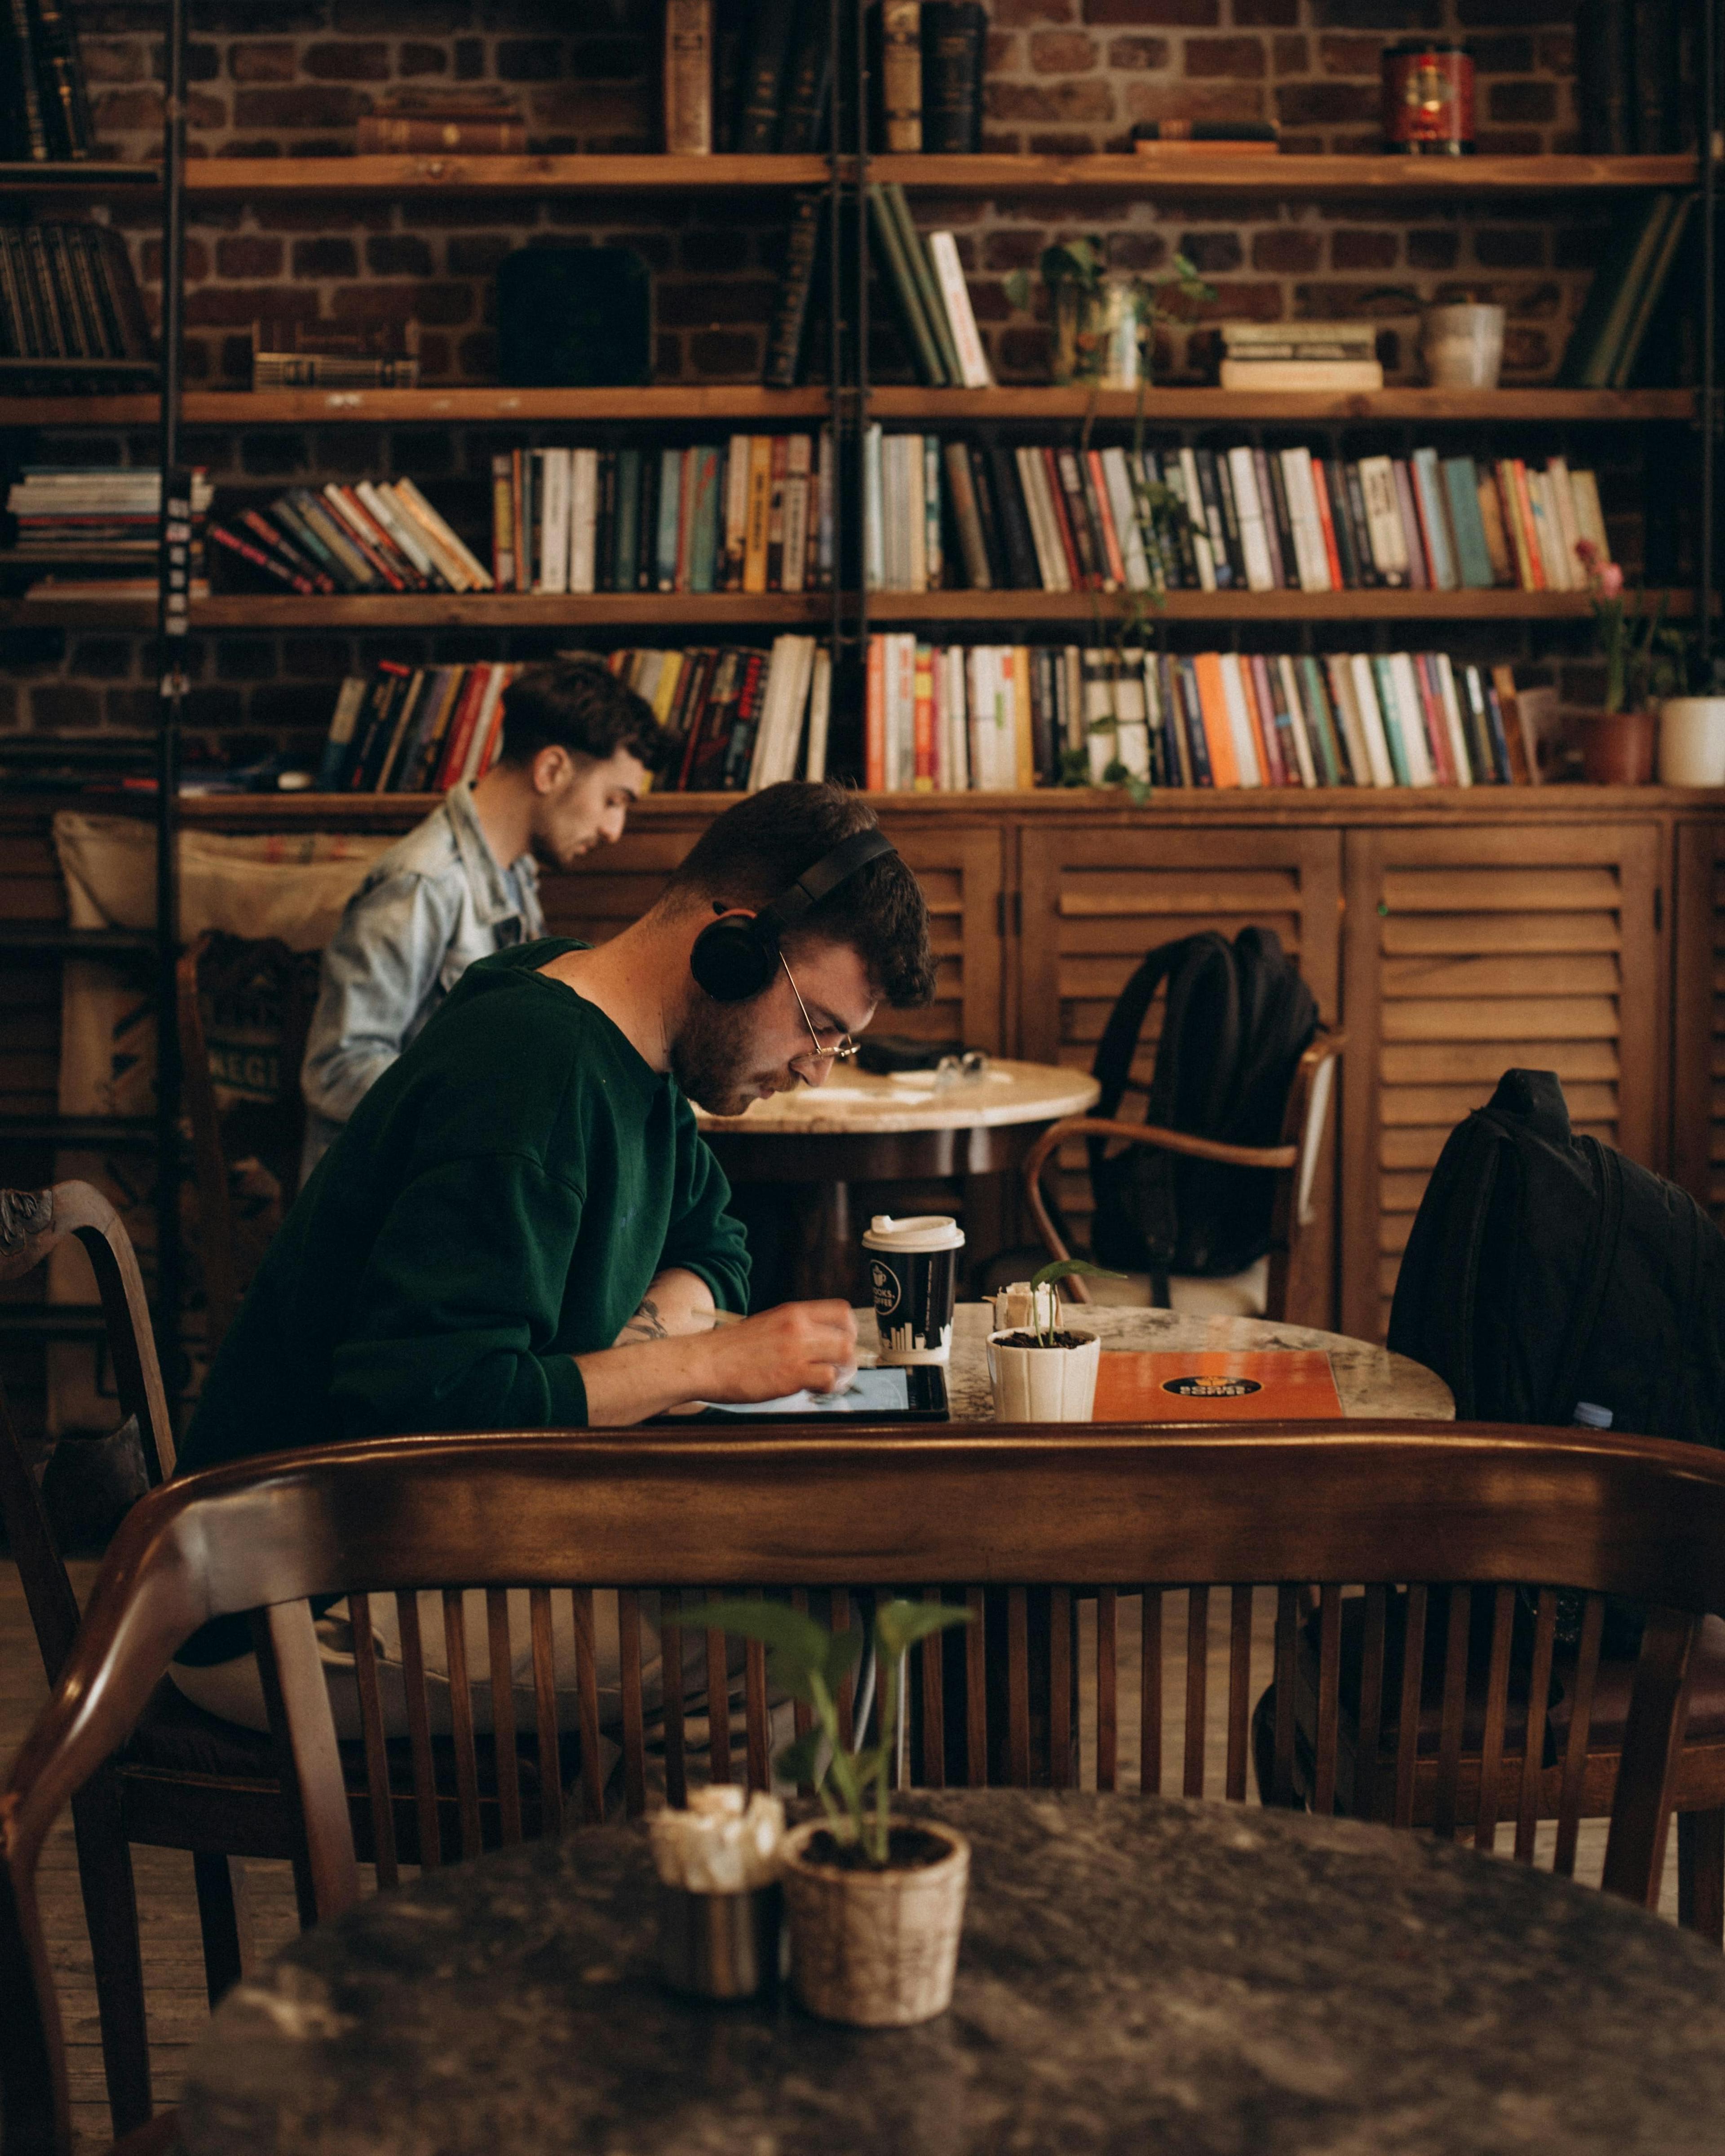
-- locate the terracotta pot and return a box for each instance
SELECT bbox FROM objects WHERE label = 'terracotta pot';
[986,1328,1101,1421]
[1579,708,1656,786]
[779,1819,970,2026]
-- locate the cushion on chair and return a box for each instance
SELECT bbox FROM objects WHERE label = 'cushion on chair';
[1082,1257,1269,1318]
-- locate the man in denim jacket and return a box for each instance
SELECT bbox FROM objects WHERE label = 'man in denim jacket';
[300,658,665,1180]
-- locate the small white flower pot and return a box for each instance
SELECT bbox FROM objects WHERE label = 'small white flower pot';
[986,1328,1101,1421]
[1421,302,1506,390]
[1658,698,1725,787]
[779,1819,970,2027]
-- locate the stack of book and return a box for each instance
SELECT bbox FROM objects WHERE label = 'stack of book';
[1557,192,1694,389]
[611,636,829,790]
[862,636,1545,792]
[1,0,93,159]
[866,183,992,389]
[489,435,834,596]
[251,320,418,391]
[355,85,525,154]
[0,223,153,371]
[867,1,986,152]
[723,0,836,153]
[317,663,516,793]
[1217,320,1383,394]
[1577,0,1694,154]
[9,465,211,599]
[208,481,491,596]
[865,429,1614,596]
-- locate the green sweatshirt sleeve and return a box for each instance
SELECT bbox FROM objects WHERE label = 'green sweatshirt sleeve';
[658,1094,752,1315]
[329,1152,591,1434]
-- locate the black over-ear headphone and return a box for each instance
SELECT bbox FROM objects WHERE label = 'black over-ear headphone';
[690,827,899,1002]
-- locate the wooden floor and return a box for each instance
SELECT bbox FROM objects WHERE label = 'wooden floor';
[2,1563,1679,2154]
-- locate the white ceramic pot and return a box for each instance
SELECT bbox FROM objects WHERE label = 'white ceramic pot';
[1421,302,1506,390]
[986,1328,1101,1421]
[779,1818,970,2027]
[1658,698,1725,787]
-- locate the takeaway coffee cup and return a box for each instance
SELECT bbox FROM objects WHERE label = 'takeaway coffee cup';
[863,1214,964,1366]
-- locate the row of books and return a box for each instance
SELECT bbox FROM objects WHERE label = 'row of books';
[0,221,152,369]
[0,0,93,159]
[868,0,986,154]
[865,183,992,390]
[318,662,515,794]
[669,0,833,157]
[354,85,526,156]
[864,430,1614,598]
[1577,0,1695,155]
[610,636,831,792]
[488,437,835,596]
[210,482,492,596]
[5,465,210,568]
[862,636,1548,794]
[1557,193,1694,391]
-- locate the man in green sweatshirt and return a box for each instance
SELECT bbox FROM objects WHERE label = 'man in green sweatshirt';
[177,778,935,1483]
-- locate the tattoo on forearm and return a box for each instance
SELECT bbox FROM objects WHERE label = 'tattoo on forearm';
[620,1296,669,1344]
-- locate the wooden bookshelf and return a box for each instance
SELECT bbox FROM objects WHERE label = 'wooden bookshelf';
[0,386,1693,430]
[0,588,1698,629]
[873,152,1703,194]
[0,161,157,192]
[182,154,833,197]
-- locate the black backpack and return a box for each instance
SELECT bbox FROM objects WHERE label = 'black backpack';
[1388,1068,1725,1447]
[1088,927,1318,1281]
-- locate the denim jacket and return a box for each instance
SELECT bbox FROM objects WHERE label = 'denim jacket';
[299,783,544,1181]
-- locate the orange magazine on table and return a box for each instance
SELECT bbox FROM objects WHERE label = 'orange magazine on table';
[1091,1350,1342,1421]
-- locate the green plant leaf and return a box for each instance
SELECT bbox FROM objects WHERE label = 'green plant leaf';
[1004,268,1031,311]
[680,1600,828,1691]
[774,1724,827,1790]
[1030,1256,1128,1294]
[824,1624,866,1692]
[875,1598,974,1661]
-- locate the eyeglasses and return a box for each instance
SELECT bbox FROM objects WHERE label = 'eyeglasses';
[782,954,858,1068]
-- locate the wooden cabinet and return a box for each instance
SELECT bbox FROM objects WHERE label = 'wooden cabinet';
[1017,822,1343,1318]
[1340,822,1663,1342]
[1673,819,1725,1225]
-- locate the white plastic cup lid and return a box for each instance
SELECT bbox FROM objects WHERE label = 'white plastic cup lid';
[861,1213,966,1252]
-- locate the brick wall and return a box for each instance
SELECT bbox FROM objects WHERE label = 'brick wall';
[0,0,1655,760]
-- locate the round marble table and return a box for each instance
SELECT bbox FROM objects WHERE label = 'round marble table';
[180,1791,1725,2156]
[696,1058,1101,1301]
[921,1301,1455,1421]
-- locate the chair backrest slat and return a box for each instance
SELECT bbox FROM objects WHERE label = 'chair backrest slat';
[1473,1585,1517,1851]
[1353,1582,1389,1826]
[1049,1586,1073,1792]
[440,1590,483,1862]
[703,1619,733,1784]
[964,1586,986,1787]
[920,1588,947,1791]
[743,1592,771,1795]
[1311,1584,1343,1815]
[394,1591,442,1870]
[1555,1593,1607,1876]
[1392,1582,1428,1829]
[786,1588,812,1797]
[1007,1585,1031,1785]
[346,1593,398,1886]
[484,1589,524,1846]
[1182,1585,1209,1797]
[1094,1585,1118,1793]
[616,1589,647,1820]
[1271,1584,1299,1807]
[1601,1607,1701,1907]
[660,1589,688,1810]
[252,1602,359,1921]
[1225,1586,1253,1802]
[1140,1588,1162,1795]
[570,1588,605,1824]
[527,1587,563,1839]
[1514,1588,1558,1865]
[1432,1585,1472,1841]
[832,1591,855,1750]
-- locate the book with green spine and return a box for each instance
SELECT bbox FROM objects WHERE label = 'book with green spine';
[866,182,947,385]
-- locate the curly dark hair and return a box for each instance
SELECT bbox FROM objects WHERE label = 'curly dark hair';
[496,657,668,771]
[663,782,935,1010]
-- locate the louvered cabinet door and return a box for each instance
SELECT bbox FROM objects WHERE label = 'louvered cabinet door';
[1341,823,1662,1344]
[538,812,1004,1053]
[1672,820,1725,1223]
[1019,824,1343,1318]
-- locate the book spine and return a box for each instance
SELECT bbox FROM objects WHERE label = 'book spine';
[777,0,833,152]
[735,0,798,154]
[763,191,822,390]
[663,0,714,155]
[6,0,49,159]
[927,228,991,387]
[922,1,984,153]
[871,0,922,151]
[865,634,887,790]
[867,183,946,386]
[355,116,526,151]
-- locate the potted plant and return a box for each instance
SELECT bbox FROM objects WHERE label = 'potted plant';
[1004,241,1210,389]
[986,1257,1122,1421]
[689,1595,973,2027]
[1574,538,1687,784]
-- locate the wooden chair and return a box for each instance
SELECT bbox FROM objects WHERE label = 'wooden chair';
[6,1418,1722,2156]
[0,1186,575,2148]
[1022,1030,1342,1324]
[175,932,318,1357]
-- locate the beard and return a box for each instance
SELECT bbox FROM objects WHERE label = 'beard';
[671,994,795,1116]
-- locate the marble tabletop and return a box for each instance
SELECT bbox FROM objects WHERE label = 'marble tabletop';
[695,1058,1100,1137]
[180,1789,1725,2156]
[867,1301,1455,1421]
